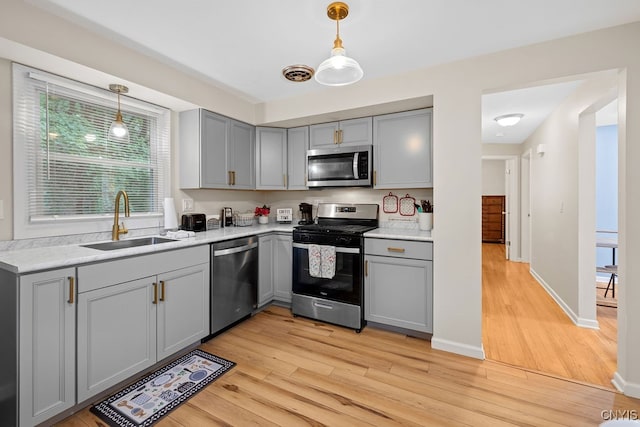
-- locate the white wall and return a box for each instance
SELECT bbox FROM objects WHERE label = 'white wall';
[2,0,640,396]
[482,160,505,195]
[521,74,617,316]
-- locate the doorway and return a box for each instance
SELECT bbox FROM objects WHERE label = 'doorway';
[481,75,619,389]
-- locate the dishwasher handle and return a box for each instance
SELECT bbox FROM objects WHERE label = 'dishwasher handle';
[213,242,258,257]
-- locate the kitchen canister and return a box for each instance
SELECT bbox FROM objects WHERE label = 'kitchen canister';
[418,212,433,231]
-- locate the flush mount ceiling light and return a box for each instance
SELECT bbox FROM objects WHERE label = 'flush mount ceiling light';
[315,2,363,86]
[108,84,129,142]
[494,113,524,127]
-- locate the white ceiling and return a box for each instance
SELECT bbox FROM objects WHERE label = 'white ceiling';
[482,80,585,144]
[27,1,633,143]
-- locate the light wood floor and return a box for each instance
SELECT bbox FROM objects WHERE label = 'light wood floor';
[58,305,640,426]
[482,242,618,389]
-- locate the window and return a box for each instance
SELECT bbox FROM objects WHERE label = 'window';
[13,64,171,239]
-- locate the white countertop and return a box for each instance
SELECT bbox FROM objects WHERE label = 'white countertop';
[0,224,295,274]
[364,227,433,242]
[0,224,433,274]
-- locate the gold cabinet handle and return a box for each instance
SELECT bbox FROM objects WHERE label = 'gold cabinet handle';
[387,247,406,253]
[283,174,287,188]
[365,260,368,277]
[152,282,158,304]
[333,130,338,144]
[160,281,165,302]
[232,171,236,185]
[339,129,343,144]
[67,276,74,304]
[373,170,377,186]
[228,171,232,186]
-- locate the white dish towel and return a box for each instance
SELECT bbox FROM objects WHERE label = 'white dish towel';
[308,244,337,279]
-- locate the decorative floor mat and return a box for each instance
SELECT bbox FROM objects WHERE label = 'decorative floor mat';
[91,349,235,427]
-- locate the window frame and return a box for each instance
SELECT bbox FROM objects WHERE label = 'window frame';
[12,64,171,239]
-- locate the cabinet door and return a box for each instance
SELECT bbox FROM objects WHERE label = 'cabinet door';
[287,126,309,189]
[19,268,75,425]
[274,234,293,303]
[77,278,157,402]
[373,109,432,189]
[365,255,433,333]
[339,117,372,146]
[309,122,340,147]
[258,234,275,307]
[157,263,210,360]
[229,119,255,189]
[201,110,230,188]
[256,127,287,189]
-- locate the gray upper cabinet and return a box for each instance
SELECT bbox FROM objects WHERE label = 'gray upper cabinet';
[287,126,309,189]
[229,119,256,189]
[373,108,433,189]
[256,127,287,190]
[180,109,255,189]
[309,117,372,147]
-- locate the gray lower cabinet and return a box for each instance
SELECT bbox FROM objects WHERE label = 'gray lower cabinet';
[273,233,293,302]
[256,127,287,189]
[364,238,433,333]
[258,234,275,306]
[18,268,76,427]
[373,108,433,189]
[287,126,309,189]
[76,246,209,403]
[258,233,293,306]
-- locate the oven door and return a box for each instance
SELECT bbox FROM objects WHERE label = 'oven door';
[292,242,362,305]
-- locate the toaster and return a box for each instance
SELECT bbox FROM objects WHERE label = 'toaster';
[181,213,206,232]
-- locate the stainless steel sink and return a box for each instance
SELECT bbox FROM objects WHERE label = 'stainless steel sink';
[82,237,177,251]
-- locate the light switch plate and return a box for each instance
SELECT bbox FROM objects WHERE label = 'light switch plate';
[182,198,194,212]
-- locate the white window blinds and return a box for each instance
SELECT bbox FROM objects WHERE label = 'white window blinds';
[13,63,171,238]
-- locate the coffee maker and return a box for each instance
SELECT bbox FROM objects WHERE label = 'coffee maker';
[298,203,313,225]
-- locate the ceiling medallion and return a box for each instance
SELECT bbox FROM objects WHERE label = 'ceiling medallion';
[282,64,315,82]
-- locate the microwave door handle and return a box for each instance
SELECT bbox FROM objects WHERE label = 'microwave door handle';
[353,152,359,179]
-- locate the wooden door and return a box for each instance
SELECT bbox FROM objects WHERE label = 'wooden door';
[482,195,505,243]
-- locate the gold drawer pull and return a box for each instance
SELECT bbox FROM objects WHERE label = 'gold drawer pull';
[152,282,158,304]
[365,260,368,276]
[387,247,406,253]
[67,276,75,304]
[160,281,166,302]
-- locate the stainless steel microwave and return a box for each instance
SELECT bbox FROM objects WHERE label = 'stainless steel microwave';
[306,145,372,187]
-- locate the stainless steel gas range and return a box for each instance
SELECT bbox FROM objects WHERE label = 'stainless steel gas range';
[291,203,379,332]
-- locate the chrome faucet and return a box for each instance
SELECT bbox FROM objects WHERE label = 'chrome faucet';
[112,190,130,241]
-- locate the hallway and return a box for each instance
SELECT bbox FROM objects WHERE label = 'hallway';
[482,243,617,389]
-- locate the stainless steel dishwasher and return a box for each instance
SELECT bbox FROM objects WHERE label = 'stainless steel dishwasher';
[210,236,258,335]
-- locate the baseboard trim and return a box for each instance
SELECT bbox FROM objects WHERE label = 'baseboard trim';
[431,337,485,360]
[613,371,640,399]
[529,267,581,326]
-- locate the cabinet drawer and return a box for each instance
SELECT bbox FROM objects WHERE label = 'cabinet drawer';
[365,238,432,260]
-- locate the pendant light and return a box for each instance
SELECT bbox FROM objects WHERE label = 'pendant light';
[108,84,129,142]
[315,2,363,86]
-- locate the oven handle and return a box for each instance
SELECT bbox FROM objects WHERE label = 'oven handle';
[292,242,360,254]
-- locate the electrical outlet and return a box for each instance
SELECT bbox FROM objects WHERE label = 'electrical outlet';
[182,198,194,212]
